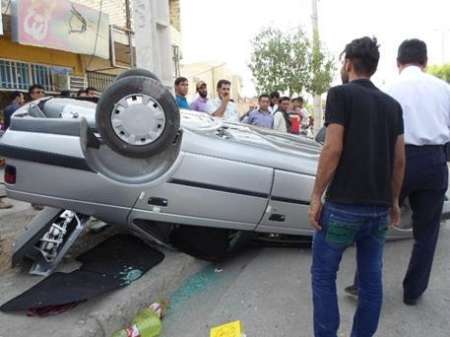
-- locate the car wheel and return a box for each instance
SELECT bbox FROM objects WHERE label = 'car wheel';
[96,76,180,158]
[170,226,255,261]
[115,68,160,83]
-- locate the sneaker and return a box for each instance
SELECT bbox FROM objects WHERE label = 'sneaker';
[344,284,358,299]
[403,295,421,306]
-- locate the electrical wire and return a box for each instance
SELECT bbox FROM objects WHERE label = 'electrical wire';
[2,0,11,15]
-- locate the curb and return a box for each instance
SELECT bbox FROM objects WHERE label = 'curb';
[80,250,207,337]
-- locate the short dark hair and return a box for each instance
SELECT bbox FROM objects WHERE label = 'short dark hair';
[60,90,71,97]
[11,91,23,100]
[343,36,380,76]
[217,79,231,90]
[77,89,86,97]
[174,77,188,86]
[28,84,44,94]
[258,94,270,101]
[270,91,280,99]
[85,87,97,93]
[397,39,427,67]
[279,96,290,103]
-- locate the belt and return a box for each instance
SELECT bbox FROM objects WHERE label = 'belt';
[405,144,445,150]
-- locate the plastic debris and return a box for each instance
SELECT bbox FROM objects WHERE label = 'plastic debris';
[88,219,111,233]
[111,302,163,337]
[210,320,245,337]
[214,268,224,273]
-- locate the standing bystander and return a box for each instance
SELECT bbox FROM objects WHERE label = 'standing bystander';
[269,91,280,115]
[174,77,190,110]
[190,81,211,113]
[309,37,405,337]
[245,94,274,129]
[207,80,239,122]
[85,87,98,97]
[273,96,291,133]
[77,89,87,98]
[28,84,45,101]
[3,91,25,130]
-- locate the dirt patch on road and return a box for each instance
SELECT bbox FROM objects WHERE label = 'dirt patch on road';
[0,205,38,273]
[0,236,13,272]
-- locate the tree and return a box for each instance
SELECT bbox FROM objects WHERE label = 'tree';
[249,27,334,97]
[428,64,450,83]
[307,39,335,96]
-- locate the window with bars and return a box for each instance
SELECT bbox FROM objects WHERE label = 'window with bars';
[0,59,72,92]
[86,71,116,92]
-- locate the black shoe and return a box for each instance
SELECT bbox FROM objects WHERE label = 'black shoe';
[403,295,421,306]
[344,284,358,299]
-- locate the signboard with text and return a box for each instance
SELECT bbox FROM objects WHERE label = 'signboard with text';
[12,0,110,59]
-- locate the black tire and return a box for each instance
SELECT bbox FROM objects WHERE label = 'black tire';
[96,76,180,158]
[115,68,160,83]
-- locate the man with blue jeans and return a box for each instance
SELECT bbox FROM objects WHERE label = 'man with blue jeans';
[309,37,406,337]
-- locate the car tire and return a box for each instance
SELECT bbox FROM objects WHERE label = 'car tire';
[115,68,160,83]
[96,76,180,158]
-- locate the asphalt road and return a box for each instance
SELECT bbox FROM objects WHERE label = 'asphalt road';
[162,221,450,337]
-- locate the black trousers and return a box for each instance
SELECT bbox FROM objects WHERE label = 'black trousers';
[401,145,448,299]
[353,145,448,300]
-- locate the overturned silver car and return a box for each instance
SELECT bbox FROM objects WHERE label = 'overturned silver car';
[1,69,446,275]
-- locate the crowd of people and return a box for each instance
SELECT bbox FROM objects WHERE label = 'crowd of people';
[174,76,313,135]
[1,86,98,131]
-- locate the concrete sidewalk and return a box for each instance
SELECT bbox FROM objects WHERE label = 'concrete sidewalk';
[0,198,206,337]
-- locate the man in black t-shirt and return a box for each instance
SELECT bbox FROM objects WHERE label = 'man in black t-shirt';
[308,37,406,337]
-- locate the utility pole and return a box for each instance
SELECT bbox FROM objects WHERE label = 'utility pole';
[311,0,322,133]
[132,0,173,87]
[124,0,135,67]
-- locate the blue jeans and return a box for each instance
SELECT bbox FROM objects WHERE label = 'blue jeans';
[311,202,389,337]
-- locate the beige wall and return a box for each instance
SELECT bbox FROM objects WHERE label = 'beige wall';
[182,62,242,99]
[169,0,181,32]
[181,61,246,114]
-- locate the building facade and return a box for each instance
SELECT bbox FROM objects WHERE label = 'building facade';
[0,0,182,109]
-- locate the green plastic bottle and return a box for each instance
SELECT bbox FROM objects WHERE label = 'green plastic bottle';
[111,304,162,337]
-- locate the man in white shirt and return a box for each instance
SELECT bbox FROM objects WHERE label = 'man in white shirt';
[273,96,291,132]
[388,40,450,306]
[207,79,239,122]
[269,91,280,115]
[346,39,450,306]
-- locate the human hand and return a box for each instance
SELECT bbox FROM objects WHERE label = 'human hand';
[390,202,401,227]
[222,92,230,103]
[309,196,323,230]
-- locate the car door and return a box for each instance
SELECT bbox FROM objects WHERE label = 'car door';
[257,169,314,235]
[131,152,273,231]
